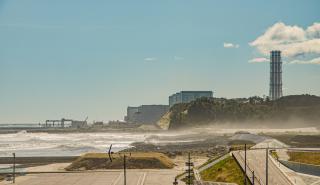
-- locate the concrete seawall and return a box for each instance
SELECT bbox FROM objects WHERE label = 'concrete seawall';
[280,160,320,176]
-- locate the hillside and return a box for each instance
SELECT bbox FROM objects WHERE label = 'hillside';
[157,95,320,129]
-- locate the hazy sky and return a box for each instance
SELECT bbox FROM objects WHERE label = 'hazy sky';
[0,0,319,123]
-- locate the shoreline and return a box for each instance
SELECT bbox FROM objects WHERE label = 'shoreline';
[0,126,319,135]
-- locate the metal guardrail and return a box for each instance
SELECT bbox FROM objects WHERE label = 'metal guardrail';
[268,155,295,185]
[232,151,264,185]
[233,150,296,185]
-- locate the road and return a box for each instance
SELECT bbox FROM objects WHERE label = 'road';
[233,150,292,185]
[0,169,180,185]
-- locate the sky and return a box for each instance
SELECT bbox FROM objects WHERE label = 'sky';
[0,0,319,123]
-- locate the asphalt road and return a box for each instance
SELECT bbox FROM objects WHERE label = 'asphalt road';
[233,150,292,185]
[0,169,179,185]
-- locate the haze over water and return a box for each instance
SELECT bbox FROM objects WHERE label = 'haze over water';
[0,127,317,157]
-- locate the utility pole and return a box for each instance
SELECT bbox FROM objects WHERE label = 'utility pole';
[12,153,15,183]
[244,144,247,185]
[266,148,268,185]
[123,154,127,185]
[185,153,194,185]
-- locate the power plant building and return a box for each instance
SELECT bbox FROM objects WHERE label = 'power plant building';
[169,91,213,107]
[269,50,283,100]
[125,105,169,124]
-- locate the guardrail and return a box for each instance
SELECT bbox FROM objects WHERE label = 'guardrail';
[232,151,264,185]
[279,160,320,176]
[268,152,295,185]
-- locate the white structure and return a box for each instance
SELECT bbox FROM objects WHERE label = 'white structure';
[269,50,283,100]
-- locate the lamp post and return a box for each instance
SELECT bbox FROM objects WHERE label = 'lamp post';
[244,144,247,185]
[12,153,15,183]
[123,154,126,185]
[266,148,269,185]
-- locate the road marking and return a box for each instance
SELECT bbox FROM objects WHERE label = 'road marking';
[136,172,143,185]
[138,172,146,185]
[111,172,122,185]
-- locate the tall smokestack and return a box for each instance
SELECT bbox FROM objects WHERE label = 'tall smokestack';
[269,50,283,100]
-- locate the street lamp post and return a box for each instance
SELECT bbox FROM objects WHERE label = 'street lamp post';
[123,155,127,185]
[12,153,15,183]
[266,148,269,185]
[244,144,247,185]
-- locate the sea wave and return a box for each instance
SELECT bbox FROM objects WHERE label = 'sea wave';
[0,132,148,156]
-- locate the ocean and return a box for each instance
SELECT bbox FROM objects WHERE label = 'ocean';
[0,131,149,157]
[0,126,317,157]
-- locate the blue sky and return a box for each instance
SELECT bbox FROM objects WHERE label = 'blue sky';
[0,0,319,123]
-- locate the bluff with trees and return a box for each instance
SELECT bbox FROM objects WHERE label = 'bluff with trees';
[157,95,320,129]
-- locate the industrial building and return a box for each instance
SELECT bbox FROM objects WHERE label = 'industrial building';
[125,105,169,124]
[269,50,283,100]
[43,117,88,128]
[169,91,213,107]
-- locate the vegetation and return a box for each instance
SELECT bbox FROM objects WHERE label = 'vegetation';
[164,95,320,129]
[197,154,225,169]
[66,152,174,170]
[200,156,245,185]
[271,151,279,159]
[175,172,187,180]
[288,151,320,165]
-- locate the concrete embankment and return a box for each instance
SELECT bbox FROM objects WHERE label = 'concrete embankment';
[280,160,320,176]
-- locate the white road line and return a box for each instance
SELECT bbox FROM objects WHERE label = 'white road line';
[138,172,147,185]
[111,172,122,185]
[136,172,143,185]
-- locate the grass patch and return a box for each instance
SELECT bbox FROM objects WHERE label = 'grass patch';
[197,154,225,170]
[288,151,320,165]
[175,172,186,180]
[200,156,245,185]
[66,152,174,170]
[271,151,279,159]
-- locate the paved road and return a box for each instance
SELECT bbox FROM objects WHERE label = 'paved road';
[0,169,179,185]
[233,150,293,185]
